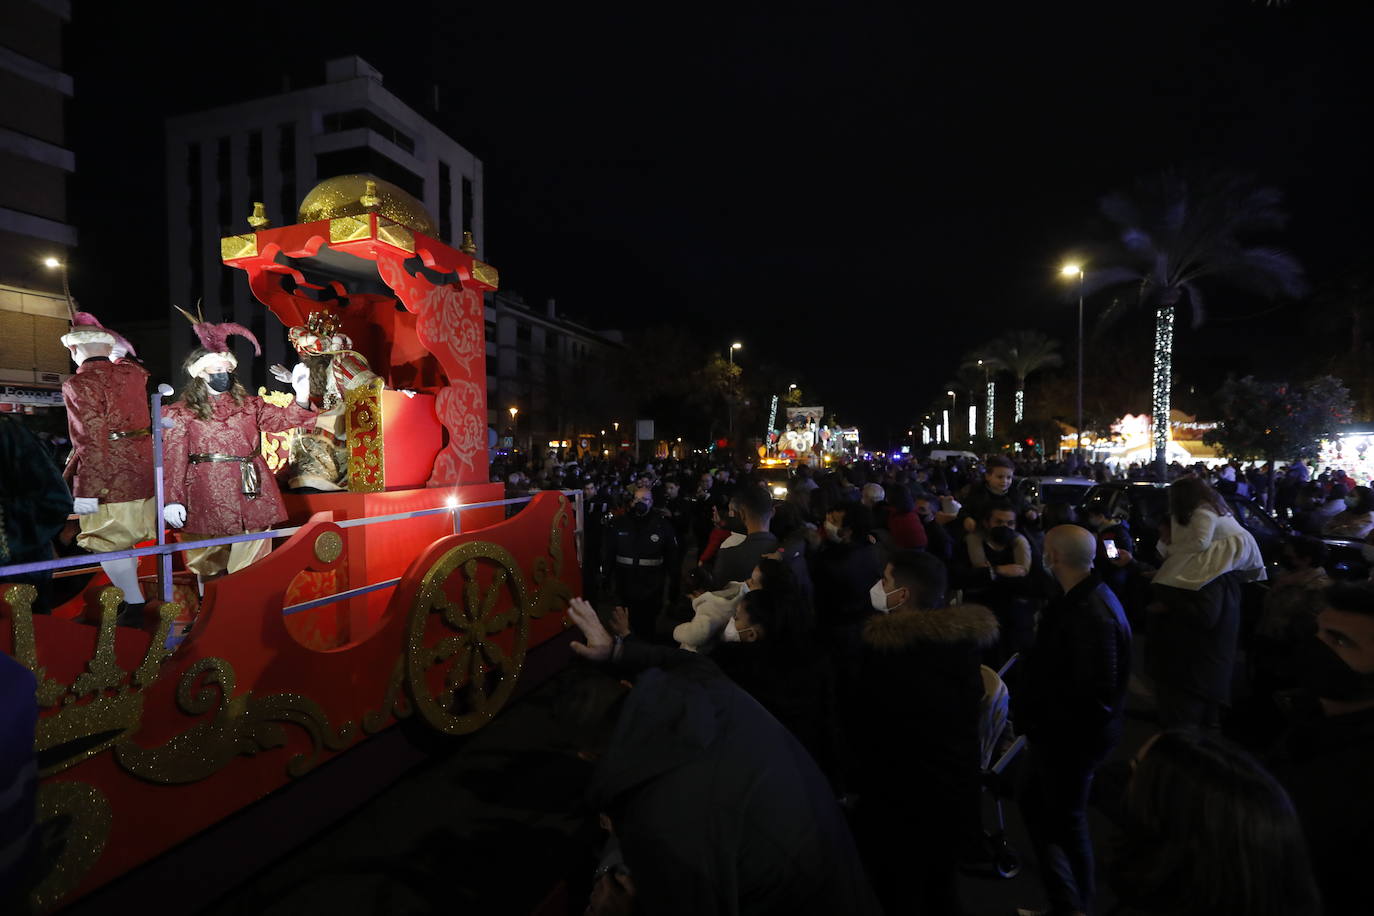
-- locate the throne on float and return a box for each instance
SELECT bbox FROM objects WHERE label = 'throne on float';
[221,175,506,648]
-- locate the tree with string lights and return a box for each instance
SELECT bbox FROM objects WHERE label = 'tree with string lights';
[1085,172,1307,479]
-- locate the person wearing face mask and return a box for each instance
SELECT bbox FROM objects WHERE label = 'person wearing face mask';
[1321,484,1374,540]
[58,310,156,626]
[956,455,1034,535]
[162,311,315,583]
[954,499,1037,665]
[604,485,678,640]
[850,550,997,915]
[1268,582,1374,912]
[1015,525,1132,916]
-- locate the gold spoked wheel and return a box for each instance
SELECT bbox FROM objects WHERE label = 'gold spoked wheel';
[403,541,530,735]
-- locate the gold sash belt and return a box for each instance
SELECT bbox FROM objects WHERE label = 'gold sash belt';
[188,453,260,497]
[108,427,150,441]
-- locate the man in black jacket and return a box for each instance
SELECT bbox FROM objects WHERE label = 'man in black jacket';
[564,598,880,916]
[854,550,999,915]
[712,484,779,585]
[1016,525,1132,916]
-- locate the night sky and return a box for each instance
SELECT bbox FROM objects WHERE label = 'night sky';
[69,0,1374,436]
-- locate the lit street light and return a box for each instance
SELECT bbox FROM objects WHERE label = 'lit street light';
[1061,263,1085,462]
[729,341,743,365]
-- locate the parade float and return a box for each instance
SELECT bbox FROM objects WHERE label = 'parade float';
[0,176,580,912]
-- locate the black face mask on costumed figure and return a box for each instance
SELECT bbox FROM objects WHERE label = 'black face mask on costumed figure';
[206,372,232,393]
[1296,638,1374,701]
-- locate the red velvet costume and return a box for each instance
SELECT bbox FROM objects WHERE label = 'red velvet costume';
[163,397,316,536]
[62,358,154,502]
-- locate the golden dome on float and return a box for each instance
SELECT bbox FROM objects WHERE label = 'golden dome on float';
[297,174,436,236]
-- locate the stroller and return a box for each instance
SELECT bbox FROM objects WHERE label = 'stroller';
[973,654,1027,879]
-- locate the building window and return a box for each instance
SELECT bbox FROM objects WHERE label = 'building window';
[278,122,296,225]
[516,323,531,344]
[545,333,557,353]
[517,356,530,375]
[321,109,416,154]
[248,130,263,206]
[316,148,422,199]
[187,142,203,300]
[461,176,474,235]
[216,136,231,233]
[484,320,495,343]
[438,160,453,243]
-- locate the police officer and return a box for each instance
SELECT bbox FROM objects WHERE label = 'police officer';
[605,485,678,640]
[580,479,612,601]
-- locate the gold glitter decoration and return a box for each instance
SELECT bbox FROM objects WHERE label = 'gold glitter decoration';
[361,657,411,734]
[220,233,258,261]
[470,260,500,289]
[247,201,271,230]
[527,497,574,621]
[459,230,477,254]
[257,387,296,475]
[345,378,384,492]
[298,174,436,235]
[376,217,416,253]
[329,215,372,244]
[313,530,343,564]
[71,589,128,697]
[5,584,66,706]
[115,656,357,783]
[33,599,179,777]
[404,541,531,735]
[29,781,112,913]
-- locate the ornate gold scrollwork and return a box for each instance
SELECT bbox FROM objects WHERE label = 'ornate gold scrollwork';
[29,781,113,913]
[115,657,357,783]
[404,541,531,735]
[345,378,385,492]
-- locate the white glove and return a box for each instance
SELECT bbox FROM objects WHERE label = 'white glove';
[164,503,187,528]
[290,362,311,406]
[73,497,100,515]
[269,363,293,384]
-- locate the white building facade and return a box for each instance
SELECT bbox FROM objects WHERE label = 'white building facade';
[164,56,484,388]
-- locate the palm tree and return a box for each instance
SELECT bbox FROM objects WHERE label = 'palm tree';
[979,331,1064,425]
[1088,172,1306,477]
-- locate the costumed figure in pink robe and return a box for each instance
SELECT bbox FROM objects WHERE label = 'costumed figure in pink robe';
[61,311,155,626]
[162,307,315,582]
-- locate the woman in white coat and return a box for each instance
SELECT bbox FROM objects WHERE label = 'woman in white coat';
[1148,476,1266,729]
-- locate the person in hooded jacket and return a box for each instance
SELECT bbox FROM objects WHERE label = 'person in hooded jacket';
[851,549,999,916]
[563,598,880,916]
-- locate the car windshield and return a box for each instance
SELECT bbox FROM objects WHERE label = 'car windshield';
[1039,483,1092,506]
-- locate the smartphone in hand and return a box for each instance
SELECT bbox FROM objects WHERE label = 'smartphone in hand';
[1103,539,1119,560]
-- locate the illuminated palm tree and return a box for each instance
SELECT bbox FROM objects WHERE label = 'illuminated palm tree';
[1088,172,1306,477]
[978,331,1064,425]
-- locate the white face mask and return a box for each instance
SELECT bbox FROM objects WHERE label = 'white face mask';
[869,579,900,613]
[722,618,742,642]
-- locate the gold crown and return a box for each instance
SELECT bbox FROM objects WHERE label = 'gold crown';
[5,585,181,777]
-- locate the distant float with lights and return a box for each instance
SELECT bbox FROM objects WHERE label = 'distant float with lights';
[2,176,580,912]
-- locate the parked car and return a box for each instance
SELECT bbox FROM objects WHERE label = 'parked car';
[1017,476,1096,510]
[1081,480,1287,567]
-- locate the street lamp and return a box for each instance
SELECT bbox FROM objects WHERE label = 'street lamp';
[1061,263,1085,462]
[729,341,743,364]
[508,406,520,453]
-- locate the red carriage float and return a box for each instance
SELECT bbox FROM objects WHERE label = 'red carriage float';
[1,175,580,912]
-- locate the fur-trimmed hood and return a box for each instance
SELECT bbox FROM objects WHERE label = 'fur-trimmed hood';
[862,602,999,652]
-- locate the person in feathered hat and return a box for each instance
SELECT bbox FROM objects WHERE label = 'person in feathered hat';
[60,309,156,626]
[162,305,316,582]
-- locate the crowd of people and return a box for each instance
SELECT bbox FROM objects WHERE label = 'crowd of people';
[530,447,1373,915]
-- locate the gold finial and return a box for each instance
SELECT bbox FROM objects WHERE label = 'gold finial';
[247,201,271,230]
[360,180,381,210]
[459,230,477,255]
